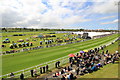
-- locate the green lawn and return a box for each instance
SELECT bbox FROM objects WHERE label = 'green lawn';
[2,34,118,75]
[80,63,118,78]
[99,41,119,54]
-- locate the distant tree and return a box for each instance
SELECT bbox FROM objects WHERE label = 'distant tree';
[2,28,7,32]
[36,29,38,31]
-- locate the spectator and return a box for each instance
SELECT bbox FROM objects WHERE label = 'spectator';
[69,57,72,63]
[10,72,14,78]
[106,50,109,54]
[53,73,57,77]
[76,67,79,75]
[20,73,24,80]
[30,70,34,77]
[68,66,70,71]
[70,73,74,79]
[46,65,49,71]
[61,69,64,74]
[34,69,37,77]
[55,62,58,68]
[40,67,42,74]
[61,75,65,80]
[43,66,46,73]
[70,62,73,68]
[58,61,60,67]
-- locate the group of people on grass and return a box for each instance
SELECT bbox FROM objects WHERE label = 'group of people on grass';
[1,39,84,55]
[51,46,119,80]
[9,42,33,49]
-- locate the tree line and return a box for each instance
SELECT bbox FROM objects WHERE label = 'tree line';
[0,27,119,32]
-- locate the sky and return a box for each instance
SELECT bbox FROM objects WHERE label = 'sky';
[0,0,119,30]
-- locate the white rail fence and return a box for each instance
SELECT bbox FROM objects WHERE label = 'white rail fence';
[1,55,70,78]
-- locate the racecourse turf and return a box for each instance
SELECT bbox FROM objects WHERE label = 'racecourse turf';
[2,34,118,75]
[80,63,118,78]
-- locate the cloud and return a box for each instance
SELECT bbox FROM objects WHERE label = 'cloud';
[82,0,118,17]
[1,6,25,27]
[0,0,118,29]
[98,16,116,20]
[91,1,118,14]
[101,19,118,24]
[1,0,92,28]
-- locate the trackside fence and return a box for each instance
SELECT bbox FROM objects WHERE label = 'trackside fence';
[1,55,70,78]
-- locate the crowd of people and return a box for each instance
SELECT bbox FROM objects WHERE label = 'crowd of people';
[50,46,119,80]
[9,42,33,49]
[2,45,119,80]
[1,39,85,55]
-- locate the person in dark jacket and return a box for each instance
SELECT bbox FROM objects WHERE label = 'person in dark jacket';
[69,57,73,63]
[70,62,73,67]
[43,66,46,73]
[30,70,34,77]
[58,61,60,67]
[20,73,24,80]
[46,65,49,71]
[76,68,79,75]
[64,67,67,70]
[55,62,58,68]
[106,50,109,54]
[10,72,14,78]
[61,75,65,80]
[70,73,74,79]
[61,69,64,74]
[40,67,42,74]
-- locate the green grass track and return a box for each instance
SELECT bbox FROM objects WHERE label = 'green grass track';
[2,34,118,75]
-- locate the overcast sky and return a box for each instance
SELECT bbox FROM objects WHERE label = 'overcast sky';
[0,0,119,30]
